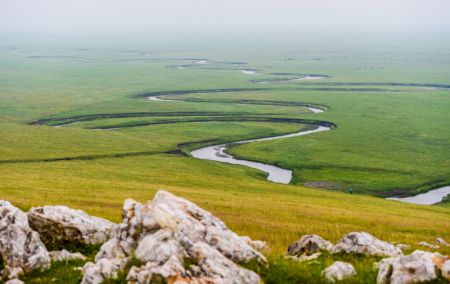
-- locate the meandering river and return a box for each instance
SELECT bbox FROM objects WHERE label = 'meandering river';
[191,125,330,184]
[145,92,448,205]
[146,93,328,183]
[61,59,445,205]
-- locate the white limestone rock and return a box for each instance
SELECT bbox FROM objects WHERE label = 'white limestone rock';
[189,242,261,284]
[144,191,266,263]
[376,250,445,284]
[86,191,264,284]
[436,237,449,247]
[322,261,356,283]
[28,205,116,247]
[332,232,402,257]
[81,258,129,284]
[288,234,333,256]
[0,200,50,280]
[135,229,185,264]
[127,254,186,284]
[94,198,143,262]
[441,260,450,281]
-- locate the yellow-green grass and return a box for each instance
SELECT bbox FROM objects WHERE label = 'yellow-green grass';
[0,121,302,161]
[1,155,449,255]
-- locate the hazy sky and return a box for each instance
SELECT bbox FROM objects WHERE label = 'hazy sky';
[1,0,450,34]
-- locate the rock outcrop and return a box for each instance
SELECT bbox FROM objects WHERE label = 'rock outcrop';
[376,250,446,284]
[322,261,356,283]
[3,194,447,284]
[288,234,333,256]
[82,190,266,284]
[28,205,116,247]
[0,200,50,280]
[332,232,402,257]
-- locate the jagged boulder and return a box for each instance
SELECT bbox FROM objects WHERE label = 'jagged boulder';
[0,200,50,280]
[322,261,356,283]
[93,198,143,262]
[332,232,402,257]
[376,250,446,284]
[288,234,333,256]
[134,229,185,264]
[28,205,116,247]
[83,190,266,284]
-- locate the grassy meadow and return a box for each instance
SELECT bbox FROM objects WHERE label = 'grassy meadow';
[0,34,449,283]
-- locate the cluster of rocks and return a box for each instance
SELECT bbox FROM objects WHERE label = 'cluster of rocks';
[286,232,450,283]
[417,237,450,250]
[1,191,449,284]
[0,191,267,284]
[0,200,116,283]
[81,191,267,284]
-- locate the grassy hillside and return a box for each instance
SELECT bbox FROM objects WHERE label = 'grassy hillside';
[2,156,449,283]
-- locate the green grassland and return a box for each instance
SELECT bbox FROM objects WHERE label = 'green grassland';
[0,35,449,283]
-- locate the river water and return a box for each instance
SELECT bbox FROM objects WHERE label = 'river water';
[190,125,330,184]
[386,186,450,205]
